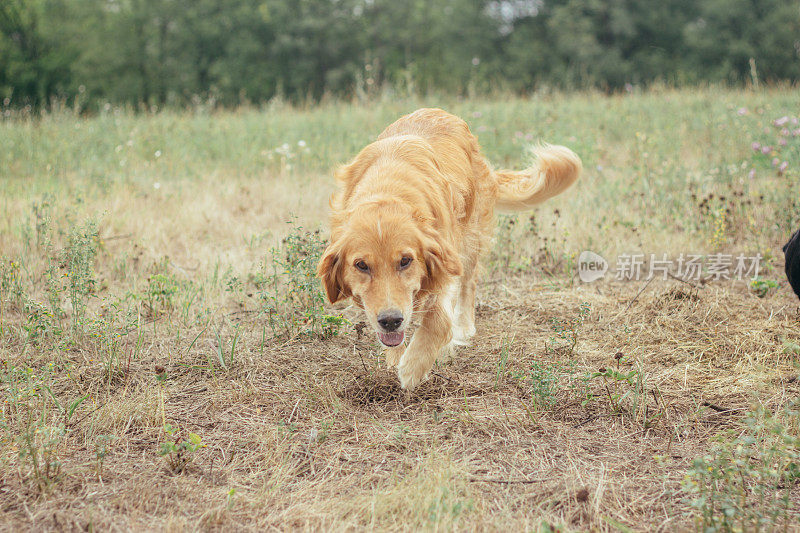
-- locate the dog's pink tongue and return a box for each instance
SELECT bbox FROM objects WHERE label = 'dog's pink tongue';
[378,331,405,347]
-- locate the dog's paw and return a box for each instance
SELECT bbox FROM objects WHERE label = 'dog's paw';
[451,322,476,346]
[397,359,430,390]
[384,345,404,368]
[438,342,456,363]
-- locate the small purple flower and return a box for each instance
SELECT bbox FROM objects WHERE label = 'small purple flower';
[772,157,780,167]
[737,107,748,116]
[761,146,772,154]
[752,142,761,151]
[780,128,790,136]
[748,169,756,179]
[779,161,788,174]
[779,138,788,146]
[774,116,789,127]
[793,129,800,137]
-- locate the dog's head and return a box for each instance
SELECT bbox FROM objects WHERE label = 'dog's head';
[317,202,461,347]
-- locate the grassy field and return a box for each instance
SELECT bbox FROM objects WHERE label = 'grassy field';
[1,88,799,531]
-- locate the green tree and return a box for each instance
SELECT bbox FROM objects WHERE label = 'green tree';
[0,0,76,105]
[684,0,800,83]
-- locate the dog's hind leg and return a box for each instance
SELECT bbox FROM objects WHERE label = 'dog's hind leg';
[451,237,480,346]
[397,301,452,390]
[441,280,463,354]
[452,275,477,344]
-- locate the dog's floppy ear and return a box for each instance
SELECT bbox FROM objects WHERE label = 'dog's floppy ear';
[419,227,462,293]
[317,241,351,304]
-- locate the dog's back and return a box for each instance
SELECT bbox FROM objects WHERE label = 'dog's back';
[377,108,493,223]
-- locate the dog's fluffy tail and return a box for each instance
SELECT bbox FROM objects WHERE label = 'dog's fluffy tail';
[493,144,581,212]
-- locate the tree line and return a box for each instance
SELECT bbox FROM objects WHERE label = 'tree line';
[1,0,799,109]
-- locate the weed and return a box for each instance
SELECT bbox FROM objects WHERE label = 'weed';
[494,336,513,391]
[587,359,638,414]
[708,206,728,249]
[159,423,206,474]
[145,271,180,317]
[507,360,584,413]
[255,218,346,339]
[682,402,800,531]
[88,309,128,380]
[94,434,117,478]
[547,302,591,356]
[263,140,309,175]
[309,420,333,445]
[490,214,530,273]
[427,486,473,526]
[783,339,800,356]
[277,420,298,440]
[526,361,563,410]
[213,322,241,370]
[393,424,409,444]
[63,219,98,336]
[1,363,84,491]
[0,258,24,313]
[489,211,575,280]
[584,354,665,428]
[749,278,779,298]
[21,299,61,342]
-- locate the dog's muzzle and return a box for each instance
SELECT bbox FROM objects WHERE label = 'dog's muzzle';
[376,310,405,346]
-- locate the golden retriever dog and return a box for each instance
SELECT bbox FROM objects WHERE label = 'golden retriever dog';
[318,108,581,389]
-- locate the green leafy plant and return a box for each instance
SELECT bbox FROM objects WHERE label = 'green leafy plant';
[63,219,98,336]
[1,363,85,491]
[21,299,61,342]
[682,402,800,531]
[587,362,638,413]
[584,353,665,428]
[749,278,779,298]
[526,361,563,410]
[255,218,346,339]
[507,360,586,415]
[87,308,129,381]
[0,258,24,315]
[548,302,591,356]
[94,434,117,478]
[159,423,205,474]
[145,272,180,317]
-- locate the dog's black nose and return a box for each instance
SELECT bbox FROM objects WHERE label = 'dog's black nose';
[377,310,403,332]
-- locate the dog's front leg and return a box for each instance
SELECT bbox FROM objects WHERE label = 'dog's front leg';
[397,300,452,390]
[384,345,404,368]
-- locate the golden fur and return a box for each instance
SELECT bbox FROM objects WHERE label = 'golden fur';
[318,108,581,389]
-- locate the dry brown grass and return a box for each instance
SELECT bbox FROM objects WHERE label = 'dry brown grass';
[2,272,798,531]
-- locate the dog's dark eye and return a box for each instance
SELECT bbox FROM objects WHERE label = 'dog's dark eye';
[399,256,413,269]
[355,260,369,272]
